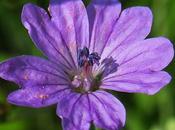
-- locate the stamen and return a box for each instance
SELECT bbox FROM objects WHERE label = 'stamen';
[82,47,89,57]
[89,52,101,66]
[78,47,101,68]
[78,47,89,67]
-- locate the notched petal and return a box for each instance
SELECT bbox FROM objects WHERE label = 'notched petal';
[102,71,171,95]
[89,91,126,130]
[0,56,69,87]
[7,87,70,108]
[101,6,153,59]
[22,3,77,69]
[57,93,91,130]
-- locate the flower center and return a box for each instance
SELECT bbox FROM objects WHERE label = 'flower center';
[72,47,101,93]
[71,47,119,93]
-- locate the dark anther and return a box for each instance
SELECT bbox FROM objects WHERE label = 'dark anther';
[78,47,101,67]
[82,47,89,57]
[78,58,85,67]
[89,52,101,66]
[78,47,89,67]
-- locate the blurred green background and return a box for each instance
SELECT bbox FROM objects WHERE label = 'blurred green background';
[0,0,174,130]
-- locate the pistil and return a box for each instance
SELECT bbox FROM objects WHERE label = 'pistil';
[72,47,101,92]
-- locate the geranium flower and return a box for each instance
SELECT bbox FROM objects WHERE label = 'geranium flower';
[0,0,174,130]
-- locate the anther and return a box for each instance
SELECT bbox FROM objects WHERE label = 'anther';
[78,47,101,68]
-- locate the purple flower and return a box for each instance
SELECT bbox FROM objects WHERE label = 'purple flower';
[0,0,174,129]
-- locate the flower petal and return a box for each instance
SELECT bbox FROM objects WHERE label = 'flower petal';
[101,7,153,59]
[57,92,91,130]
[0,56,69,86]
[57,91,125,130]
[87,0,121,54]
[102,71,171,95]
[101,37,173,95]
[8,86,70,108]
[49,0,89,66]
[116,37,173,74]
[89,90,126,130]
[21,3,76,70]
[0,56,71,107]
